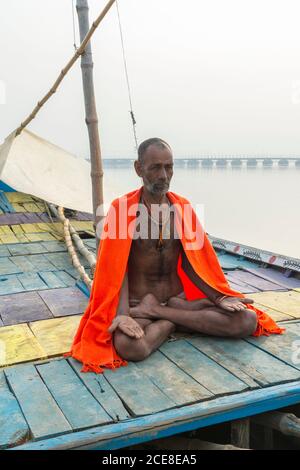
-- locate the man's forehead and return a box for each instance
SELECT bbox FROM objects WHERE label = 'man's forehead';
[143,144,173,164]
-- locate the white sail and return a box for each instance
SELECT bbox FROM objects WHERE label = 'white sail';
[0,129,93,213]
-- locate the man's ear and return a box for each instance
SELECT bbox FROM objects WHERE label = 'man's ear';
[134,160,143,177]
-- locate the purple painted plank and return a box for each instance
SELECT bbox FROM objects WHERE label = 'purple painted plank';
[243,267,300,290]
[0,291,53,325]
[229,270,286,292]
[225,273,259,293]
[38,287,88,317]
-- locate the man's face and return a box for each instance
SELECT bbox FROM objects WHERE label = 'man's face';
[135,145,174,196]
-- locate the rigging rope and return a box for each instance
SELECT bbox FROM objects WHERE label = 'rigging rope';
[71,0,78,50]
[116,0,138,151]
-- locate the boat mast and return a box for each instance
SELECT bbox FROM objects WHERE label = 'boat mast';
[76,0,113,252]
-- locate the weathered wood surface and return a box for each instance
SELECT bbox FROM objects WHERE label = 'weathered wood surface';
[0,324,46,367]
[38,287,88,316]
[0,291,52,326]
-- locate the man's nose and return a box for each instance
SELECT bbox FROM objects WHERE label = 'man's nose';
[158,168,167,180]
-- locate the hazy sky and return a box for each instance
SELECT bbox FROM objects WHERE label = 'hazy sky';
[1,0,300,158]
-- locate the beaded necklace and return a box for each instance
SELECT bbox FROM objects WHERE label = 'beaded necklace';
[141,193,171,252]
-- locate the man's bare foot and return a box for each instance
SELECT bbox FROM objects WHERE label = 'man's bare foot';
[108,315,145,339]
[167,296,215,310]
[129,293,160,320]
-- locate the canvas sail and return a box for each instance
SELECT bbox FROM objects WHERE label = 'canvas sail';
[0,129,94,213]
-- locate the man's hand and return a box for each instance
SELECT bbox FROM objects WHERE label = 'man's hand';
[216,296,254,312]
[108,315,145,339]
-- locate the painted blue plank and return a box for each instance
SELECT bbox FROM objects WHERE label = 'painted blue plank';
[0,192,15,212]
[45,253,73,270]
[0,370,29,449]
[0,257,23,276]
[0,182,15,192]
[135,350,213,404]
[4,363,72,439]
[7,243,45,256]
[10,255,36,272]
[225,273,260,293]
[0,245,10,257]
[11,381,300,450]
[76,280,90,298]
[38,271,66,289]
[17,272,48,291]
[36,359,112,430]
[0,275,24,295]
[104,362,176,416]
[187,336,300,386]
[160,340,249,395]
[68,358,130,421]
[27,254,57,271]
[40,241,67,253]
[246,322,300,370]
[54,271,76,287]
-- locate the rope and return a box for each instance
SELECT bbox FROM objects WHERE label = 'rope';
[71,0,78,51]
[116,0,138,151]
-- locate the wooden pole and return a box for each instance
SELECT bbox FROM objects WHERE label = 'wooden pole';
[76,0,109,251]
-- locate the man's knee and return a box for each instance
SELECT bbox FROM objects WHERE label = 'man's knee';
[230,309,257,338]
[113,331,151,361]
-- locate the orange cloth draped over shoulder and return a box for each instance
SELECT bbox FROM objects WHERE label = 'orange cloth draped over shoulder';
[66,187,285,374]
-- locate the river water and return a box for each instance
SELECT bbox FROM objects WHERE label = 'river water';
[102,165,300,259]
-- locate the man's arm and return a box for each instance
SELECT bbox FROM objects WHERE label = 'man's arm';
[181,251,222,303]
[116,271,130,316]
[181,251,254,311]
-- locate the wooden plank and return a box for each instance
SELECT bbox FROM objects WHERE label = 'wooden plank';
[10,255,36,272]
[229,271,286,292]
[7,242,45,256]
[40,241,67,253]
[0,324,46,367]
[225,273,260,293]
[0,257,23,275]
[135,349,213,405]
[27,254,57,271]
[37,359,111,429]
[218,254,259,270]
[38,232,57,241]
[0,291,52,326]
[24,233,43,242]
[17,272,48,291]
[104,362,176,416]
[23,203,42,213]
[160,339,249,395]
[5,192,34,203]
[20,223,44,233]
[243,267,300,290]
[11,203,27,213]
[45,252,73,270]
[68,357,130,421]
[0,370,30,449]
[0,245,10,257]
[38,271,66,289]
[4,364,72,439]
[246,291,300,318]
[187,336,300,386]
[38,287,88,317]
[29,315,82,357]
[54,271,76,287]
[0,233,19,244]
[10,225,24,235]
[251,302,294,322]
[0,275,24,295]
[246,322,300,370]
[13,381,300,451]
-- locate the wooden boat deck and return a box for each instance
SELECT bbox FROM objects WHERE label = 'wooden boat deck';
[1,189,300,450]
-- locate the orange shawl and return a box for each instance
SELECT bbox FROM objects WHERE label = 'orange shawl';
[66,188,284,374]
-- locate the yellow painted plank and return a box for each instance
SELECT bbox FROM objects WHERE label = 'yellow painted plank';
[23,203,41,212]
[15,234,28,243]
[24,233,43,242]
[20,223,44,233]
[36,223,56,232]
[0,233,19,244]
[0,226,14,235]
[38,232,57,241]
[253,302,294,321]
[11,203,27,213]
[11,225,25,235]
[5,192,34,203]
[71,221,94,231]
[29,315,82,357]
[0,323,47,367]
[247,291,300,318]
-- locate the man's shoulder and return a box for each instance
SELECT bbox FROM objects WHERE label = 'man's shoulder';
[168,191,191,205]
